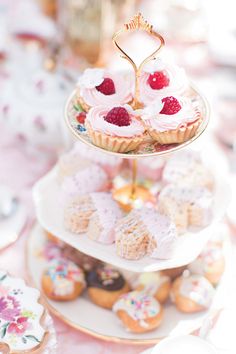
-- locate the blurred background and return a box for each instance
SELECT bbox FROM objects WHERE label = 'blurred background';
[0,0,236,206]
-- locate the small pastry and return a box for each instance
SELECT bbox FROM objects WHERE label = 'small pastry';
[113,291,163,333]
[163,150,214,190]
[140,58,188,106]
[58,141,123,181]
[87,264,129,309]
[85,105,145,153]
[115,208,177,260]
[134,272,171,303]
[76,68,133,112]
[171,273,215,313]
[161,266,186,280]
[141,96,202,144]
[45,230,63,246]
[188,241,225,285]
[87,194,123,244]
[61,244,101,272]
[158,184,213,233]
[64,192,119,235]
[42,259,85,301]
[60,164,109,205]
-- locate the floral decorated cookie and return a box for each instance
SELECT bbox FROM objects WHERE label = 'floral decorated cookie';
[113,290,163,333]
[171,273,215,313]
[140,58,188,106]
[0,271,46,352]
[41,259,85,301]
[141,96,202,144]
[85,104,145,153]
[87,264,129,309]
[76,68,133,112]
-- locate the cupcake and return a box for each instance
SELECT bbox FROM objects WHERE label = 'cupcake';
[58,141,123,181]
[87,264,130,309]
[158,184,213,233]
[60,164,109,206]
[134,272,171,304]
[141,96,202,144]
[76,68,133,112]
[188,241,225,285]
[113,291,163,333]
[85,105,145,153]
[87,194,123,244]
[140,58,188,106]
[41,259,85,301]
[64,192,120,235]
[171,273,215,313]
[163,150,214,190]
[115,208,177,260]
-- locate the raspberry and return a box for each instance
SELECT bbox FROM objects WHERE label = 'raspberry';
[148,71,170,90]
[96,78,115,95]
[76,112,86,124]
[160,96,182,115]
[104,107,131,126]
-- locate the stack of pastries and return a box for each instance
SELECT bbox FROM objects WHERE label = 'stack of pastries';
[41,230,225,334]
[73,59,203,153]
[57,143,214,261]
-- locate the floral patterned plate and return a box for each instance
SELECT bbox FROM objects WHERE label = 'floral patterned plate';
[0,271,56,353]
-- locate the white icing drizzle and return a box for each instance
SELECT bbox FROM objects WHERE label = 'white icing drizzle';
[113,291,160,328]
[179,275,215,308]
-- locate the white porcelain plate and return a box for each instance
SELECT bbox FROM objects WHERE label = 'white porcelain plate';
[32,166,230,273]
[26,223,230,345]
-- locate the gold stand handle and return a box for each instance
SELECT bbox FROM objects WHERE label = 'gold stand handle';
[112,13,165,109]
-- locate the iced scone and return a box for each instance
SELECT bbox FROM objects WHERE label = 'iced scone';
[76,68,133,112]
[115,208,177,260]
[140,58,188,106]
[141,96,202,144]
[85,105,145,153]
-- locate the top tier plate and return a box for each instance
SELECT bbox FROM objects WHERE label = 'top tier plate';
[64,84,209,159]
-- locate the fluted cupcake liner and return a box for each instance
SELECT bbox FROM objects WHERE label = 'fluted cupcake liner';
[76,88,91,112]
[148,119,202,145]
[85,122,144,153]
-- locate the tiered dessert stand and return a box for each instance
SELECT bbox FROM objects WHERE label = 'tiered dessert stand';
[27,14,230,344]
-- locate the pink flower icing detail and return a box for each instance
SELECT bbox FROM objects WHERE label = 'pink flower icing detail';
[87,105,144,138]
[77,69,133,107]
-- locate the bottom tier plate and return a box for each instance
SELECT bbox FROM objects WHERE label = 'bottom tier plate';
[26,223,230,345]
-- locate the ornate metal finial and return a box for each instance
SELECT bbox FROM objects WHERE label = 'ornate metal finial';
[124,13,153,33]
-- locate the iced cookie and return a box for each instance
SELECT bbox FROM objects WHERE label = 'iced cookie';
[42,259,85,301]
[87,265,129,309]
[171,273,215,313]
[115,208,177,260]
[113,291,163,333]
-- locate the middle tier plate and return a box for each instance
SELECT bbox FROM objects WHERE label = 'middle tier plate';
[33,166,230,273]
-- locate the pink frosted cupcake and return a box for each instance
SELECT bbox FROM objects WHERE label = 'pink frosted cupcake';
[58,141,123,181]
[60,164,109,206]
[140,58,188,106]
[87,192,123,244]
[85,105,145,153]
[76,68,133,112]
[141,96,202,144]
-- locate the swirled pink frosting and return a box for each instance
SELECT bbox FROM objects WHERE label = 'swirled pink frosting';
[142,98,201,133]
[140,60,188,105]
[87,105,145,138]
[77,69,133,107]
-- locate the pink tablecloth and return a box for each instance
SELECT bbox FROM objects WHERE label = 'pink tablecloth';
[0,123,149,354]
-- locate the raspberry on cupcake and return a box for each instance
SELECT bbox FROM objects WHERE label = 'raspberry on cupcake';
[76,68,133,112]
[141,96,202,144]
[140,58,188,106]
[85,104,145,153]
